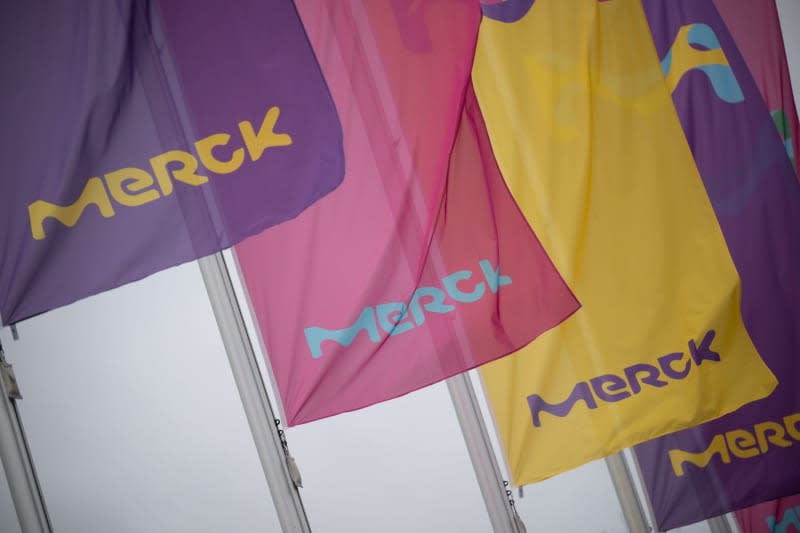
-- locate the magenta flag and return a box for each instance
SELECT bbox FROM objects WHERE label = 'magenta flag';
[234,1,579,425]
[736,494,800,533]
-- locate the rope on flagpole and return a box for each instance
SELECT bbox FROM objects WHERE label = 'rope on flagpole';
[198,253,311,532]
[0,340,53,533]
[447,373,524,533]
[274,419,303,489]
[503,480,527,533]
[605,452,652,532]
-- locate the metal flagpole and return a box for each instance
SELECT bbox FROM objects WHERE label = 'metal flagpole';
[447,374,524,533]
[344,3,523,529]
[605,452,650,532]
[707,515,735,533]
[627,446,737,533]
[198,253,311,533]
[0,342,52,533]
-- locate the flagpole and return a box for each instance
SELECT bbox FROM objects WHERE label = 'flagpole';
[447,374,523,533]
[604,452,650,532]
[707,515,734,533]
[627,445,737,533]
[0,343,52,533]
[198,253,311,533]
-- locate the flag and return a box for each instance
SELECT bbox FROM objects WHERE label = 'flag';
[472,0,776,484]
[633,0,800,529]
[735,494,800,533]
[0,0,343,323]
[713,0,799,175]
[233,1,579,425]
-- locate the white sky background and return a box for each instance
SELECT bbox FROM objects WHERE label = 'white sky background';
[1,2,799,532]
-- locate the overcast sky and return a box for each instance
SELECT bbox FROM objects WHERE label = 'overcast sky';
[2,2,799,532]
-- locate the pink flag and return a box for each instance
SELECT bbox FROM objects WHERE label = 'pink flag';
[233,1,578,425]
[735,494,800,533]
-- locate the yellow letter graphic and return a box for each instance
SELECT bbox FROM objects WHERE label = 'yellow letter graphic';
[150,150,209,196]
[29,177,115,240]
[725,429,760,459]
[104,167,161,207]
[669,434,731,476]
[785,413,800,441]
[754,421,792,452]
[239,107,292,162]
[195,133,245,175]
[661,24,743,103]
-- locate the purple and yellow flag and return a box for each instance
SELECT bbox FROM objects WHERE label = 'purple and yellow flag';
[0,0,343,323]
[472,0,777,485]
[634,0,800,529]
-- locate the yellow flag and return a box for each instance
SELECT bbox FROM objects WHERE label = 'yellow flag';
[473,0,777,484]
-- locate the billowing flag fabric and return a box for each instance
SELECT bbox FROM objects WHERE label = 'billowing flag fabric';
[735,494,800,533]
[233,1,579,425]
[633,0,800,529]
[713,0,799,175]
[472,0,777,484]
[0,0,343,324]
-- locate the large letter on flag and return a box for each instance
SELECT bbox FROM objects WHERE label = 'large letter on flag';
[634,0,800,529]
[233,1,579,425]
[0,0,344,323]
[472,0,776,484]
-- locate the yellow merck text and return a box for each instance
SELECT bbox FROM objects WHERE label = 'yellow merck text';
[29,106,292,240]
[668,412,800,476]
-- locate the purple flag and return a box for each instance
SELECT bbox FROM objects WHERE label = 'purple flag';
[634,0,800,529]
[0,0,343,323]
[713,0,800,176]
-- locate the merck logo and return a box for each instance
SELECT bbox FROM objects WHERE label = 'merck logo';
[767,506,800,533]
[527,330,719,427]
[28,107,292,240]
[668,412,800,477]
[304,259,511,359]
[661,23,744,103]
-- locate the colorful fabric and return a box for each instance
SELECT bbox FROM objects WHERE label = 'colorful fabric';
[0,0,343,323]
[634,0,800,529]
[713,0,799,174]
[234,1,579,425]
[473,0,776,485]
[736,494,800,533]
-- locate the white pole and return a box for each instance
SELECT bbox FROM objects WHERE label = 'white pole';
[605,452,651,532]
[447,373,522,533]
[628,446,738,533]
[0,343,52,533]
[343,4,524,528]
[198,253,311,532]
[707,515,734,533]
